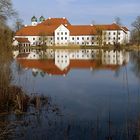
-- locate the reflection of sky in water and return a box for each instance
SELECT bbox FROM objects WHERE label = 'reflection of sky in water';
[12,56,140,125]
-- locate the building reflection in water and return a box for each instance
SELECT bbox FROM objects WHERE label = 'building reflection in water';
[15,49,130,76]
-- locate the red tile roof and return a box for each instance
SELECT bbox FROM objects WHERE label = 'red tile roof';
[94,23,122,30]
[121,26,129,31]
[67,25,97,35]
[16,25,59,36]
[15,38,30,43]
[15,18,129,36]
[40,17,71,26]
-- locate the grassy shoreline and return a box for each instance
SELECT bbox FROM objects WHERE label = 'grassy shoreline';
[17,45,140,51]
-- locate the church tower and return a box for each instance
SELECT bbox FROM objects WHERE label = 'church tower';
[39,16,45,23]
[31,16,38,26]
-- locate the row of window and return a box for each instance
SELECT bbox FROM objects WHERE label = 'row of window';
[33,37,53,41]
[56,36,121,41]
[57,37,68,40]
[72,37,94,40]
[107,37,121,40]
[104,32,121,35]
[32,35,122,42]
[57,54,95,60]
[57,32,68,35]
[19,43,30,47]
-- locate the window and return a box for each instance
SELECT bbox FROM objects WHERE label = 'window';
[114,32,116,35]
[87,37,89,40]
[108,37,111,40]
[65,32,67,35]
[65,37,67,40]
[77,37,79,40]
[57,37,59,40]
[57,32,59,35]
[82,37,84,40]
[72,37,74,40]
[61,32,63,35]
[61,37,63,40]
[109,32,111,35]
[33,38,35,40]
[113,37,116,40]
[118,37,120,40]
[92,37,94,40]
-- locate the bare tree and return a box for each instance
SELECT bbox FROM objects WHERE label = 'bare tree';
[114,17,122,46]
[94,26,105,47]
[14,18,24,31]
[0,0,16,25]
[114,17,122,25]
[39,32,48,46]
[132,16,140,45]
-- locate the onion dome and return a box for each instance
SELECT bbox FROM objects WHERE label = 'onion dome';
[31,16,37,22]
[39,16,45,22]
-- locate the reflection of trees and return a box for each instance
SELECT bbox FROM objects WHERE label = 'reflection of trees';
[0,90,61,139]
[131,52,140,79]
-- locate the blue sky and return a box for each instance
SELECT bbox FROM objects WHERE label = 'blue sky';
[12,0,140,28]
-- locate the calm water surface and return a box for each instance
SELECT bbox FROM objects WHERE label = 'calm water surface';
[9,49,140,139]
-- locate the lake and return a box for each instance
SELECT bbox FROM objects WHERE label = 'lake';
[2,49,140,139]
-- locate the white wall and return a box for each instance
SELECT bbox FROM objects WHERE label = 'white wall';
[54,25,70,46]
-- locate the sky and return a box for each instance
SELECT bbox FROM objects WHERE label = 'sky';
[12,0,140,28]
